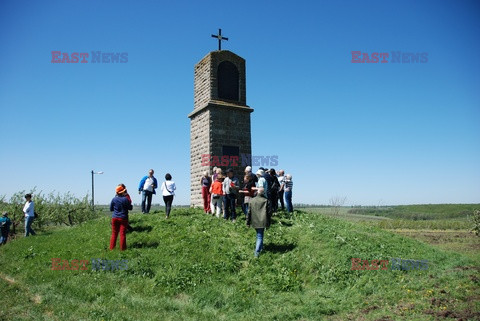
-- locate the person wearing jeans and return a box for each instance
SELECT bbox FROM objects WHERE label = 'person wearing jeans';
[209,174,224,218]
[0,212,12,245]
[138,169,158,214]
[23,193,36,237]
[284,174,293,213]
[222,168,239,222]
[110,185,133,251]
[246,188,272,258]
[161,173,176,219]
[255,228,265,257]
[239,174,255,217]
[277,170,285,211]
[224,194,237,221]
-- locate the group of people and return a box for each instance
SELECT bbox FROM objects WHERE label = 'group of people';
[109,169,176,251]
[0,193,36,246]
[201,166,294,257]
[137,169,176,217]
[201,166,294,220]
[3,166,290,257]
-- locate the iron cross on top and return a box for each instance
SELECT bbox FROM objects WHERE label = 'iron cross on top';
[211,28,228,51]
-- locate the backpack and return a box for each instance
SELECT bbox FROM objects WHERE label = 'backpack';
[271,177,280,192]
[0,218,9,230]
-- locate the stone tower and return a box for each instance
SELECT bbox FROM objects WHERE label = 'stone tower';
[188,50,253,207]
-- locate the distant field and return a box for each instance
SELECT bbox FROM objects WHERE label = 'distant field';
[303,204,479,227]
[304,205,480,261]
[344,204,477,220]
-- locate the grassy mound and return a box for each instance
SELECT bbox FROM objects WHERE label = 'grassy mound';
[0,208,478,320]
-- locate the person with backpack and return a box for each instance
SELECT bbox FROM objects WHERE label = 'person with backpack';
[161,173,176,219]
[0,212,12,245]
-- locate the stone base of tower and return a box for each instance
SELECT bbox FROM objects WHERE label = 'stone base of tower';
[189,101,253,208]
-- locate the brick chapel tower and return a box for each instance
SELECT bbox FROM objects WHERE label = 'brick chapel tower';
[188,48,253,207]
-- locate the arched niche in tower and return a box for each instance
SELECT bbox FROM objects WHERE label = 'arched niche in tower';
[217,61,239,101]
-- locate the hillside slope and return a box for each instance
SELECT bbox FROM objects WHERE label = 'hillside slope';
[0,209,478,320]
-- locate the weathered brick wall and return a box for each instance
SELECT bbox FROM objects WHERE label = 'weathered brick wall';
[194,54,212,110]
[210,103,252,183]
[189,109,210,207]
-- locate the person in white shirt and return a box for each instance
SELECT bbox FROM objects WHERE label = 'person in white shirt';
[161,173,176,219]
[253,169,268,197]
[277,170,285,211]
[23,193,36,237]
[284,174,294,213]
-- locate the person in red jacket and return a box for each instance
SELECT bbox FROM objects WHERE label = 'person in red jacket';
[209,174,224,218]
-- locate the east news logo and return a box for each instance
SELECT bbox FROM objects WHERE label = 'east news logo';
[51,258,128,271]
[51,51,128,63]
[351,51,428,63]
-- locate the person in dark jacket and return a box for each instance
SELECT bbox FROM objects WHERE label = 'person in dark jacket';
[245,166,258,183]
[239,174,255,217]
[223,168,240,222]
[260,167,273,192]
[0,212,12,245]
[119,183,134,233]
[110,184,133,251]
[246,188,272,257]
[269,169,280,213]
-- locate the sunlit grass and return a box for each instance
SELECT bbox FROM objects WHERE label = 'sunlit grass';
[0,208,479,320]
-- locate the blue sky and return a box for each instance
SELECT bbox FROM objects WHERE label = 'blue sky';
[0,0,479,206]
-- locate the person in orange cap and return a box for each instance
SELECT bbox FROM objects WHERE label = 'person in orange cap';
[109,184,133,250]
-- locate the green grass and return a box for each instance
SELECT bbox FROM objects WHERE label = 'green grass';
[1,208,479,320]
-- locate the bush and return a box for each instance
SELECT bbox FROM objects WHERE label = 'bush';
[0,189,101,234]
[472,209,480,236]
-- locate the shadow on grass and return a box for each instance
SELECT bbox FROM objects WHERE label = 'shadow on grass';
[130,241,160,248]
[130,225,153,233]
[264,243,296,254]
